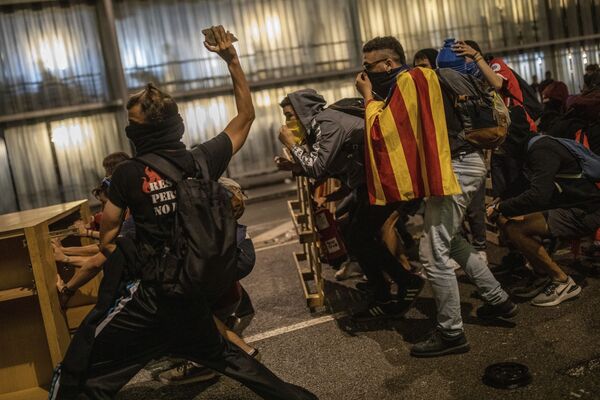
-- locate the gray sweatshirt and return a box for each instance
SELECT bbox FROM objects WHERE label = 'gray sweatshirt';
[288,89,365,189]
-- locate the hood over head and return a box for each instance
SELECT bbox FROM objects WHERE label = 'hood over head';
[287,89,327,131]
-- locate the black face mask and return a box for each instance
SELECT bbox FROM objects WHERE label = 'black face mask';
[366,66,406,100]
[125,114,186,156]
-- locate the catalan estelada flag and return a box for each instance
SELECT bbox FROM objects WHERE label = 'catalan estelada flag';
[365,67,461,205]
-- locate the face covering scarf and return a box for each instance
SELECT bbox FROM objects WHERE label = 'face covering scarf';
[126,114,186,156]
[285,119,307,145]
[465,62,483,78]
[366,66,408,100]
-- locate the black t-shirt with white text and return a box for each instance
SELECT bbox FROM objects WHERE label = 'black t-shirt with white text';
[109,132,232,247]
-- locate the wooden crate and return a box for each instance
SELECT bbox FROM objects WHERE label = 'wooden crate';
[0,200,101,399]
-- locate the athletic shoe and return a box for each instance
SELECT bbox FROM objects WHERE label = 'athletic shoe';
[158,362,216,385]
[410,330,470,357]
[476,299,518,320]
[531,276,581,307]
[351,300,410,322]
[490,252,527,276]
[335,260,362,281]
[511,274,552,299]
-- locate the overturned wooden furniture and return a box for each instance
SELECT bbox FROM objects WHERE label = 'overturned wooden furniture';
[288,177,324,309]
[0,200,101,400]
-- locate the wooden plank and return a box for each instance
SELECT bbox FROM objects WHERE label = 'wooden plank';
[24,224,71,367]
[0,287,35,302]
[293,252,312,305]
[298,230,318,244]
[0,298,53,395]
[0,200,87,236]
[66,303,95,330]
[0,387,48,400]
[0,236,34,292]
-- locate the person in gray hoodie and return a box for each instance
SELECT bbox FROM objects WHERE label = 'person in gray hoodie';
[276,89,424,322]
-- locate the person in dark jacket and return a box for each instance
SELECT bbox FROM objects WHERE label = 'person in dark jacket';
[275,90,366,192]
[413,48,438,69]
[276,88,424,322]
[488,134,600,307]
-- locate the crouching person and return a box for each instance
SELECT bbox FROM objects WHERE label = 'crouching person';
[49,26,317,400]
[490,133,600,306]
[276,88,424,320]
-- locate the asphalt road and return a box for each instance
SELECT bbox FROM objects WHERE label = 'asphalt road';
[119,195,600,400]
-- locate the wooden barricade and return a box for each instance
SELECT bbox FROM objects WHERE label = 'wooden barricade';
[0,200,101,400]
[287,177,325,309]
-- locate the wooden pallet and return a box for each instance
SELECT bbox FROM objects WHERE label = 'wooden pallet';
[288,177,325,309]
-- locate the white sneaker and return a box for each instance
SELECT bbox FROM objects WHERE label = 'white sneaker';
[531,276,581,307]
[335,260,362,281]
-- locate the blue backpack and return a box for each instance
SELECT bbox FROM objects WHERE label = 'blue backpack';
[528,135,600,183]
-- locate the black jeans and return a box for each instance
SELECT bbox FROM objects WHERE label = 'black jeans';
[345,187,418,302]
[49,254,316,400]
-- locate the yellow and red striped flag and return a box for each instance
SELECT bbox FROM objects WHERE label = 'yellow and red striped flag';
[365,67,461,205]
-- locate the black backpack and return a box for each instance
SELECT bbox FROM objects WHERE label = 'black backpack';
[135,151,238,299]
[508,68,543,121]
[328,97,365,119]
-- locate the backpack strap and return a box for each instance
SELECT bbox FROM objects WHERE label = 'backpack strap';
[136,153,184,183]
[527,134,545,151]
[189,150,210,181]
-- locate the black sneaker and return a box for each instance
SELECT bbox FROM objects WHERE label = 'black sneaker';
[476,299,519,320]
[351,300,410,322]
[411,330,470,357]
[490,252,527,276]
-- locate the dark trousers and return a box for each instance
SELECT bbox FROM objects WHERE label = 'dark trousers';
[49,280,317,400]
[345,187,417,302]
[490,152,524,199]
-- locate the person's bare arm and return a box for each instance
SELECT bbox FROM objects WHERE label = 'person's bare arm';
[453,41,504,90]
[56,201,123,307]
[99,200,124,255]
[62,244,100,257]
[56,252,106,308]
[204,25,255,154]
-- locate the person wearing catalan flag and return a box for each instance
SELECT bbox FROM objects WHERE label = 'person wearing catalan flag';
[355,36,516,358]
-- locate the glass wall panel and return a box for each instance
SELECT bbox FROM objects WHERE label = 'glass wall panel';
[0,138,18,213]
[3,113,127,211]
[356,0,599,55]
[0,2,109,115]
[179,77,357,178]
[114,0,358,93]
[51,113,126,203]
[4,122,61,210]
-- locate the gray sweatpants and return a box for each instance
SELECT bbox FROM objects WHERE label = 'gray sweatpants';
[419,152,508,336]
